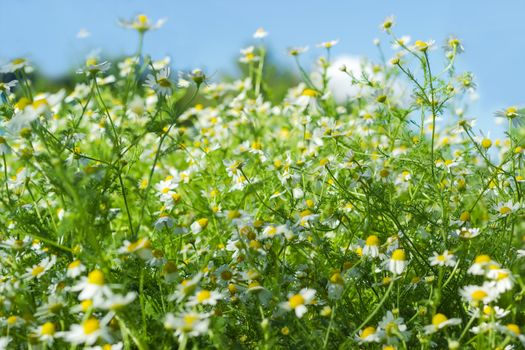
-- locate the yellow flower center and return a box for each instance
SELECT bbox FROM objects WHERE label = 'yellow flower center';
[83,318,100,335]
[31,265,45,276]
[183,314,198,331]
[391,249,406,261]
[289,294,305,309]
[360,326,376,339]
[41,322,56,336]
[432,313,448,327]
[197,218,209,228]
[81,299,93,311]
[158,77,171,88]
[7,316,17,325]
[302,88,318,97]
[471,290,488,301]
[365,235,380,246]
[68,260,81,269]
[506,323,521,335]
[499,206,512,215]
[474,255,491,264]
[87,270,105,285]
[196,290,211,303]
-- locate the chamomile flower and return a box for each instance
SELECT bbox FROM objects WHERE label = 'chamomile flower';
[423,313,461,334]
[67,259,86,278]
[144,67,173,96]
[388,249,407,275]
[429,250,456,267]
[58,316,110,345]
[468,254,495,275]
[362,235,381,258]
[71,269,112,300]
[253,27,268,39]
[357,326,382,343]
[34,322,56,344]
[460,284,498,305]
[188,289,223,306]
[118,14,166,33]
[494,200,520,218]
[164,311,210,339]
[281,288,316,318]
[23,255,56,279]
[191,218,209,234]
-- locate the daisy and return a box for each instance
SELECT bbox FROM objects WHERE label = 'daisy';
[494,200,521,218]
[486,268,514,293]
[317,39,339,49]
[34,322,56,344]
[187,289,223,306]
[378,311,410,342]
[468,254,497,275]
[253,27,268,39]
[388,249,407,275]
[0,58,30,73]
[0,337,11,350]
[118,237,153,260]
[97,292,137,311]
[58,316,110,345]
[357,326,382,343]
[280,288,316,318]
[67,259,86,278]
[191,218,209,234]
[454,227,481,239]
[118,14,166,33]
[70,269,112,300]
[164,311,210,339]
[423,313,461,334]
[460,283,499,305]
[362,235,380,258]
[144,67,173,96]
[429,250,456,267]
[23,255,56,279]
[77,58,111,76]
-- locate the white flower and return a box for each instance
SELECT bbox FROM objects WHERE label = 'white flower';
[494,200,521,217]
[317,39,339,49]
[0,58,30,73]
[424,313,461,334]
[23,255,56,279]
[164,311,210,339]
[0,337,11,350]
[96,292,137,310]
[362,235,380,258]
[468,255,498,275]
[356,326,382,343]
[280,288,316,318]
[191,218,209,234]
[67,260,87,278]
[187,289,223,306]
[58,316,110,345]
[34,322,57,344]
[253,27,268,39]
[144,67,173,96]
[460,283,499,305]
[429,250,456,267]
[118,14,166,33]
[70,270,112,300]
[486,268,514,293]
[388,249,407,275]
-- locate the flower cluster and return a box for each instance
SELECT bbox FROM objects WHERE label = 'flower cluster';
[0,14,524,349]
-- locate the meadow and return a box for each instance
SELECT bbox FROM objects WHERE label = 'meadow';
[0,14,524,349]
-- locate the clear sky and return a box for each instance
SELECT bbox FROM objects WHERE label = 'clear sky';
[1,0,524,134]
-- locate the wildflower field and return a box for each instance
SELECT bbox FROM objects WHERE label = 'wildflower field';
[1,14,525,350]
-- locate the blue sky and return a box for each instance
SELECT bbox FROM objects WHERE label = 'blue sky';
[1,0,524,133]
